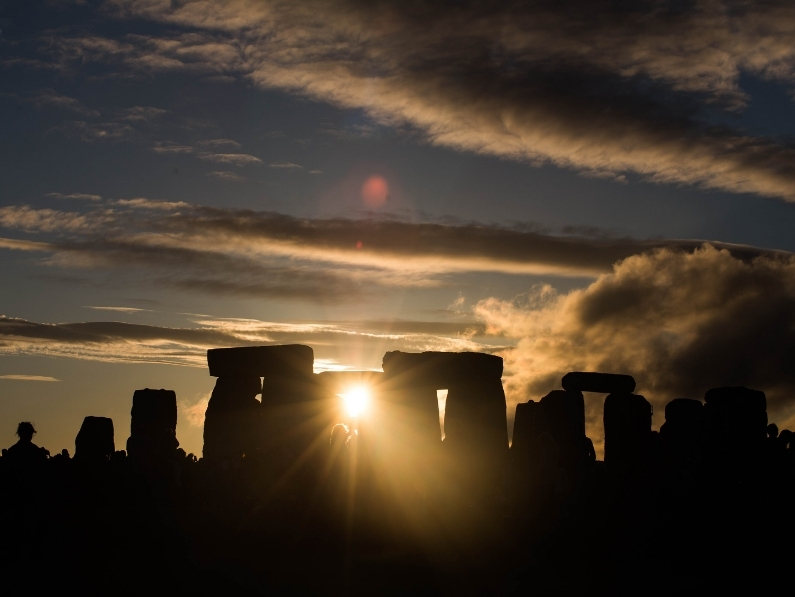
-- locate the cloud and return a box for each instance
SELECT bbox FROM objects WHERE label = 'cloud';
[152,143,194,154]
[46,192,102,201]
[0,237,54,252]
[83,306,151,313]
[50,120,135,142]
[181,393,210,427]
[318,123,379,140]
[39,0,795,200]
[31,89,98,116]
[198,138,241,149]
[0,314,482,369]
[113,198,191,210]
[198,153,262,166]
[207,170,246,182]
[0,315,241,366]
[0,375,60,382]
[118,106,168,122]
[0,205,114,233]
[474,245,795,455]
[0,202,790,303]
[268,161,302,169]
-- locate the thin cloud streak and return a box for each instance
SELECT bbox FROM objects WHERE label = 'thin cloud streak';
[46,193,103,202]
[0,375,60,382]
[198,153,262,166]
[0,202,790,302]
[84,306,151,313]
[0,315,484,369]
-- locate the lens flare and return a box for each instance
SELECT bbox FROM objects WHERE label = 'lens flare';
[340,385,370,417]
[361,175,389,207]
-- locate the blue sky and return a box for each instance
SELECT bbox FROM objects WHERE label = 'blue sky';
[3,0,795,456]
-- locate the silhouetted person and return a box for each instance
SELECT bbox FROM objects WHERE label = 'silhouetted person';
[768,423,779,439]
[5,422,49,466]
[778,429,793,449]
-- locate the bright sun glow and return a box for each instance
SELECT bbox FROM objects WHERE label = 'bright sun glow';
[340,385,370,417]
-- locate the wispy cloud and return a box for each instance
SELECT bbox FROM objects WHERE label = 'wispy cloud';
[0,375,60,382]
[118,106,168,122]
[0,202,789,302]
[50,120,134,142]
[0,237,54,252]
[198,138,241,149]
[268,160,302,170]
[152,143,194,154]
[0,315,482,369]
[207,170,246,182]
[46,192,102,201]
[181,393,210,427]
[113,198,191,210]
[0,205,115,233]
[83,306,151,313]
[31,88,98,117]
[41,0,795,200]
[198,153,262,166]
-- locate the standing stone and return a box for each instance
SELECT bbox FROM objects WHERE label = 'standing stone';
[660,398,704,469]
[562,372,636,394]
[208,344,314,378]
[382,351,507,452]
[512,401,540,454]
[445,377,508,464]
[204,345,320,465]
[203,376,262,461]
[75,416,115,463]
[603,392,652,475]
[127,388,179,461]
[537,390,586,471]
[383,351,508,505]
[703,386,767,462]
[510,400,540,507]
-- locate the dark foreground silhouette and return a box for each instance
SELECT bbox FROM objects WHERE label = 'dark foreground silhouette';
[1,346,793,595]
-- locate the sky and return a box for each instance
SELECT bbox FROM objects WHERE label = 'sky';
[3,0,795,457]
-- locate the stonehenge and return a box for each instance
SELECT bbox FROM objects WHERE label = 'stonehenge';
[203,376,262,461]
[75,416,115,463]
[562,371,636,394]
[603,392,653,474]
[513,372,640,480]
[201,346,512,503]
[660,398,704,468]
[704,386,768,461]
[127,388,179,461]
[381,350,507,450]
[196,348,779,505]
[203,345,333,466]
[382,350,508,502]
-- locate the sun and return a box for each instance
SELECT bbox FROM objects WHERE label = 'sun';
[340,385,370,418]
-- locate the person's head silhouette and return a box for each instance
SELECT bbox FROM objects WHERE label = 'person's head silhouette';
[16,422,36,443]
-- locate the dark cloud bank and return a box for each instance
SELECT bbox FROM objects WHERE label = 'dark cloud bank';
[0,201,787,300]
[17,0,795,199]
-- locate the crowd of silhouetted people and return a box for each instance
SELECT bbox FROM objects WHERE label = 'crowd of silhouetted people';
[2,374,795,594]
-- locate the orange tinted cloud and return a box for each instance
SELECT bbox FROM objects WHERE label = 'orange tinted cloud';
[474,245,795,455]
